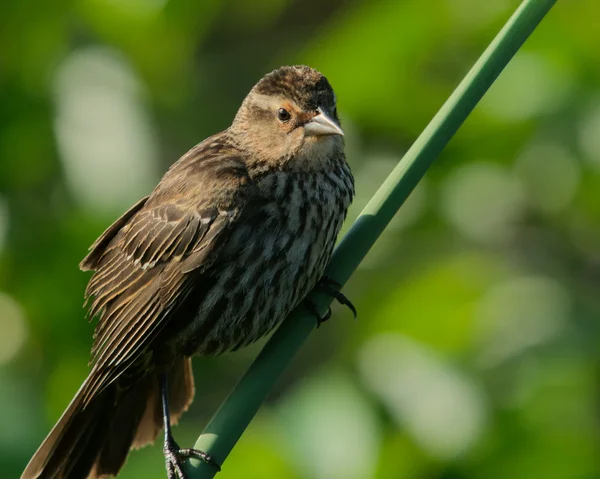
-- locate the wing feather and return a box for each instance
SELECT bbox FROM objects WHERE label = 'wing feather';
[79,137,256,403]
[80,196,149,271]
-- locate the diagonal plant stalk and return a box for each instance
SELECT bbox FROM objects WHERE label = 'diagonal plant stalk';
[184,0,557,476]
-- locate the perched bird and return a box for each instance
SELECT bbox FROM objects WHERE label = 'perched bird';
[22,65,354,479]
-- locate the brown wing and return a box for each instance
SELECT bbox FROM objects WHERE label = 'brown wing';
[79,195,149,272]
[79,138,255,405]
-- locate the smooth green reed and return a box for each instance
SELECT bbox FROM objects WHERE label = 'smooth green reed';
[185,0,558,476]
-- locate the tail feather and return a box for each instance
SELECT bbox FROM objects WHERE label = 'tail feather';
[94,379,150,478]
[22,358,195,479]
[132,358,195,449]
[59,392,112,479]
[167,357,195,424]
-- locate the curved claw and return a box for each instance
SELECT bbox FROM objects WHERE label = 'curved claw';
[316,276,357,319]
[179,448,221,472]
[305,299,332,327]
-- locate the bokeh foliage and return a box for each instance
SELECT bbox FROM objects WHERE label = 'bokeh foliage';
[1,1,600,478]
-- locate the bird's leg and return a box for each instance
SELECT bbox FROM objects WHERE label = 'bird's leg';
[160,375,221,479]
[315,275,357,319]
[304,298,332,328]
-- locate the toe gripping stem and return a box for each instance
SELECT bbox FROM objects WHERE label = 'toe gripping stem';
[316,275,357,319]
[306,275,357,328]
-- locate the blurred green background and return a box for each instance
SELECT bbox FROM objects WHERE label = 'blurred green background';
[2,0,600,478]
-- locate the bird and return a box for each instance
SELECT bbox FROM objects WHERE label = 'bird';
[21,65,354,479]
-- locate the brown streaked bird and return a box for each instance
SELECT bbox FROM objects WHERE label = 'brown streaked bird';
[22,65,354,479]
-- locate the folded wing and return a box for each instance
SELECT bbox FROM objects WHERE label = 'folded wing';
[78,142,256,405]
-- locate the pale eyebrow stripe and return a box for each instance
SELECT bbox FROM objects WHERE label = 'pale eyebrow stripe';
[251,94,287,110]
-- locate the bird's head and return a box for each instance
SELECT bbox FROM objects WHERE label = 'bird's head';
[231,65,344,171]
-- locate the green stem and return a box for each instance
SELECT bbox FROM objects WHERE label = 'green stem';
[185,0,557,476]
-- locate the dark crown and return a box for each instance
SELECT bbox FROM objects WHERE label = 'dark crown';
[253,66,336,112]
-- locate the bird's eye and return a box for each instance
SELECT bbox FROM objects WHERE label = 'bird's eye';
[277,108,291,122]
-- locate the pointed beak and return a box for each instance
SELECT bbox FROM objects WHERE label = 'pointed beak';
[304,107,344,137]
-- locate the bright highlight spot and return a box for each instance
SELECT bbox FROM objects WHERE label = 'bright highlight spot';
[482,52,572,121]
[279,371,380,479]
[441,161,524,244]
[475,276,569,367]
[579,98,600,172]
[53,47,159,213]
[514,142,580,215]
[359,335,487,459]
